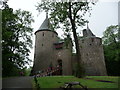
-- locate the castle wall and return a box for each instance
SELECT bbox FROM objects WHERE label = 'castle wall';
[33,30,58,74]
[32,20,107,76]
[71,55,78,74]
[54,48,72,75]
[79,37,107,76]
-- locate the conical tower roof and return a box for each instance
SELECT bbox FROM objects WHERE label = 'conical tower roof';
[38,13,52,31]
[86,23,95,37]
[35,13,57,35]
[83,23,95,37]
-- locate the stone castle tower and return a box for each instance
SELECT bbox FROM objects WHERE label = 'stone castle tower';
[79,25,107,75]
[32,16,107,76]
[32,15,72,75]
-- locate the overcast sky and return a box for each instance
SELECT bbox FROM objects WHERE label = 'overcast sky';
[7,0,119,36]
[7,0,119,67]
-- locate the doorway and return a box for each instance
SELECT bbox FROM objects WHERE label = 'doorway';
[57,59,62,75]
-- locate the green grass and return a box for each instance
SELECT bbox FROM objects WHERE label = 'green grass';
[36,76,119,88]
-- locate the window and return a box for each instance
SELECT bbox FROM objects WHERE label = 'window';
[86,53,89,56]
[92,38,94,42]
[99,39,102,45]
[52,34,54,37]
[82,40,84,43]
[43,32,44,36]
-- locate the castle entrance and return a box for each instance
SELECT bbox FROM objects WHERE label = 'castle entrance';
[57,59,62,75]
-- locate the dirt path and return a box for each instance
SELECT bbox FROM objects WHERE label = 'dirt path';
[2,76,33,90]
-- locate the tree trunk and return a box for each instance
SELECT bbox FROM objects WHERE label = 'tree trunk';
[68,2,84,78]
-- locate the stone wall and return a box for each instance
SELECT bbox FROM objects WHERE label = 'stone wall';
[54,48,72,75]
[33,28,107,76]
[33,30,58,74]
[33,30,72,75]
[79,37,107,76]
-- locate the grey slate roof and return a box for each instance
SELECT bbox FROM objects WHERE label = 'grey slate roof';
[35,14,58,35]
[38,15,52,30]
[86,25,95,37]
[83,23,96,37]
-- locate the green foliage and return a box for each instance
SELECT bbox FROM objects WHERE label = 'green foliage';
[103,25,119,45]
[102,25,120,76]
[73,63,85,78]
[104,44,120,76]
[36,1,93,32]
[63,35,73,49]
[2,2,34,77]
[22,67,32,76]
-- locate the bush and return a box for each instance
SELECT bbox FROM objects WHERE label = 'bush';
[73,63,85,78]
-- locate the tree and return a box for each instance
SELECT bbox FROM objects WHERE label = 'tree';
[2,1,34,77]
[103,25,119,44]
[36,1,96,77]
[102,25,120,76]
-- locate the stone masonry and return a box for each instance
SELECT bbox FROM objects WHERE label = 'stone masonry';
[32,16,107,76]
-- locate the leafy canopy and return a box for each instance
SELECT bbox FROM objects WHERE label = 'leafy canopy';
[103,25,119,45]
[36,1,95,36]
[102,25,120,76]
[2,2,34,76]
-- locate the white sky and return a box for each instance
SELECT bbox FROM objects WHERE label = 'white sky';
[7,0,119,67]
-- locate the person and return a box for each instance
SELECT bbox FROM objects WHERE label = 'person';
[57,65,60,70]
[20,71,24,76]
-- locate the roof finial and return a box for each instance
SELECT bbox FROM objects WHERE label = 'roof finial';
[87,22,89,30]
[85,21,95,37]
[46,11,48,19]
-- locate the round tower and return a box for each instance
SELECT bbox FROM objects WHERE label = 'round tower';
[32,15,58,74]
[79,25,107,76]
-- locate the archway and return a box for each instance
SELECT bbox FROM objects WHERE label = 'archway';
[57,59,62,75]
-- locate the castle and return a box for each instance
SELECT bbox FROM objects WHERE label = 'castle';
[31,15,107,76]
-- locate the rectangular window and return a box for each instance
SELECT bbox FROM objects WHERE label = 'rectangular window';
[82,40,84,43]
[52,34,54,37]
[92,38,94,42]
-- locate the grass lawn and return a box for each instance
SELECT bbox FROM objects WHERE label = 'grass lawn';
[35,76,119,88]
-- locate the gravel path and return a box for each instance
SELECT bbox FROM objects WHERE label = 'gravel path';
[2,76,33,90]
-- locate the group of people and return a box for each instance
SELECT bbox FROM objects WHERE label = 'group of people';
[34,65,62,77]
